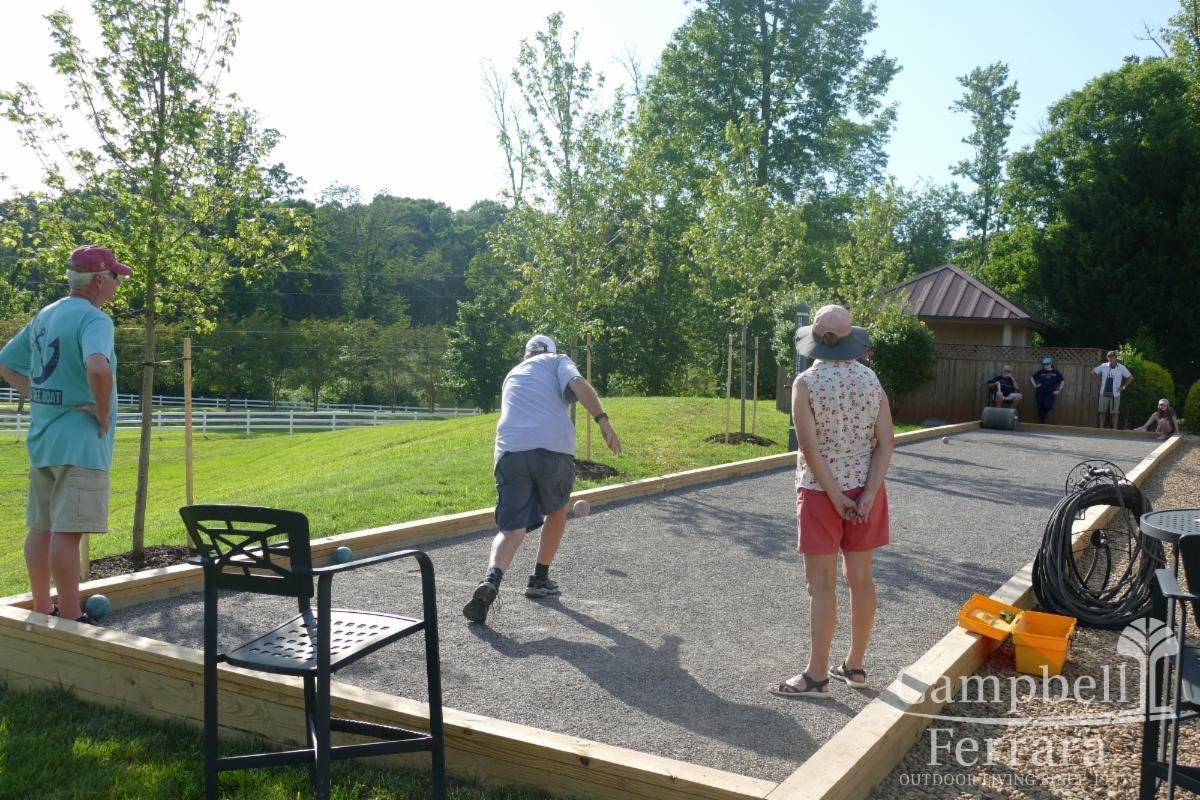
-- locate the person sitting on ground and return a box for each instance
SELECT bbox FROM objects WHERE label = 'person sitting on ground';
[986,365,1022,410]
[1135,398,1178,441]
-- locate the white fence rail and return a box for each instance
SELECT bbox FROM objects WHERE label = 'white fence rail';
[0,407,472,436]
[0,386,479,417]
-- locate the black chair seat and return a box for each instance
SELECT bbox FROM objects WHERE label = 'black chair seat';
[227,610,425,675]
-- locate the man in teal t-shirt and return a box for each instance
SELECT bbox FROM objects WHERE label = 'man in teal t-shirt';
[0,245,131,624]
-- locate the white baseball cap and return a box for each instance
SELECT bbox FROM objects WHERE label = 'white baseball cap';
[524,334,556,355]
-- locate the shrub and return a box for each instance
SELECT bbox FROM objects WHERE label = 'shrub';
[1116,350,1175,429]
[1184,379,1200,431]
[868,306,936,409]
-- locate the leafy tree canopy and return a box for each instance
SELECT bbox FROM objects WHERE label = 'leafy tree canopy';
[1007,56,1200,387]
[635,0,898,201]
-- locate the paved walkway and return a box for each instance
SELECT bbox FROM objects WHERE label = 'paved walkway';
[107,429,1160,781]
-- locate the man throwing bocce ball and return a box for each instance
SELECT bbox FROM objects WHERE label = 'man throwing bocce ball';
[463,335,620,625]
[0,245,131,624]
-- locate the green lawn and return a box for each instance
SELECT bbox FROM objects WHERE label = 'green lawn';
[0,397,809,597]
[0,687,554,800]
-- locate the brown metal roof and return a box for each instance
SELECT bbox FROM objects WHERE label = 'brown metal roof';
[879,263,1044,328]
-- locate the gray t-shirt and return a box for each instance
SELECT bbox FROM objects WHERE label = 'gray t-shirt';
[494,353,582,464]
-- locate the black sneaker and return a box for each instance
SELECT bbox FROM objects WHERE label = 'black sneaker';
[50,606,98,625]
[524,576,561,598]
[463,581,498,624]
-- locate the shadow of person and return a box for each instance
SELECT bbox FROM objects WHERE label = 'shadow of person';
[469,600,847,759]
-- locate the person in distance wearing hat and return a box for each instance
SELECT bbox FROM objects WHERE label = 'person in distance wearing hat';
[768,305,894,698]
[462,334,621,626]
[1030,356,1066,424]
[0,245,131,624]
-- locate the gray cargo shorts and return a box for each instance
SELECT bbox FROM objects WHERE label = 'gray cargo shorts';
[494,449,575,533]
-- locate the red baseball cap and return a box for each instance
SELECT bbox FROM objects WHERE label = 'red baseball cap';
[69,245,132,276]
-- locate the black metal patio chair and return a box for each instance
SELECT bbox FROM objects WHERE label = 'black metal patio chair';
[180,504,445,800]
[1140,532,1200,799]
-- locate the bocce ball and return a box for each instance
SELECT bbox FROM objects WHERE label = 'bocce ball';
[333,546,353,563]
[572,499,590,518]
[84,594,110,620]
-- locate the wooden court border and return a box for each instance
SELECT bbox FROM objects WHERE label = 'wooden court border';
[0,423,1175,799]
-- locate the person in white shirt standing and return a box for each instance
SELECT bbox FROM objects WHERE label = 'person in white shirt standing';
[1092,350,1133,429]
[463,334,621,625]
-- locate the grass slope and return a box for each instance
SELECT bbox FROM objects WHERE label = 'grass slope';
[0,398,803,597]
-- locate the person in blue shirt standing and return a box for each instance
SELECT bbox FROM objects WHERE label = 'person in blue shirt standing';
[463,334,621,625]
[0,245,131,624]
[1030,356,1066,424]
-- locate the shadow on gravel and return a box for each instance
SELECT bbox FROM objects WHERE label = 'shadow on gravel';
[887,465,1057,508]
[873,546,1012,605]
[468,601,845,757]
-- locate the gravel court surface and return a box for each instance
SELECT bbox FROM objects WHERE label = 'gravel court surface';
[104,429,1160,782]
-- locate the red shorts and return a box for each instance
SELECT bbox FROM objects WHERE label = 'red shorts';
[796,484,889,555]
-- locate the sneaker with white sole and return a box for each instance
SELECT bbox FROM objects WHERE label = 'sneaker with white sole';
[524,576,561,598]
[462,581,498,624]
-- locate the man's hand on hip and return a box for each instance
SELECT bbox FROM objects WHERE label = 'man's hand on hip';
[73,404,110,437]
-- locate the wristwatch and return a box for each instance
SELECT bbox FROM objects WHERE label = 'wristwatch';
[593,412,608,423]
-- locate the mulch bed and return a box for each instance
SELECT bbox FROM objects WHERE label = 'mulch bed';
[88,544,191,580]
[574,457,620,480]
[702,432,776,446]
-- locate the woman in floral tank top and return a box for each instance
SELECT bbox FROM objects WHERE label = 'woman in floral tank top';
[769,305,894,699]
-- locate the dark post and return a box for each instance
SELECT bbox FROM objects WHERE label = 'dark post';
[787,303,810,451]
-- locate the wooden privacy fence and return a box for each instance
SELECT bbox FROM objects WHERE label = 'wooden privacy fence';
[894,344,1106,427]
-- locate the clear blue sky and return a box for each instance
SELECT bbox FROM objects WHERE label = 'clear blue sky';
[0,1,1182,210]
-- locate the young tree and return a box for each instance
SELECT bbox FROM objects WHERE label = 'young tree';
[1,1,307,556]
[289,318,348,411]
[685,120,806,434]
[825,182,910,313]
[949,62,1020,266]
[444,251,523,412]
[489,13,642,356]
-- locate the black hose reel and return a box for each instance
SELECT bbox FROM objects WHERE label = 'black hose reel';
[1032,460,1164,629]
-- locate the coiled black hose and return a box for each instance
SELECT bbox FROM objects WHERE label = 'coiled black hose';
[1032,480,1162,629]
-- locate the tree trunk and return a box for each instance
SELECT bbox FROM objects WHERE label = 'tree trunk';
[131,4,174,562]
[131,281,157,561]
